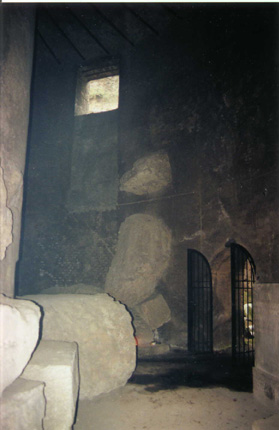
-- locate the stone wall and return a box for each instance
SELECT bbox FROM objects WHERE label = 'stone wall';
[16,22,119,294]
[0,5,35,297]
[116,5,279,348]
[16,5,278,350]
[253,283,279,412]
[67,111,119,212]
[18,210,117,294]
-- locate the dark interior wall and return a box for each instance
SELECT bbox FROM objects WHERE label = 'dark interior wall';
[18,19,119,293]
[118,5,279,347]
[17,4,278,349]
[23,58,76,212]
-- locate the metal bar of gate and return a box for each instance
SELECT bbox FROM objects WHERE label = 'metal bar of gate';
[231,245,236,361]
[188,250,194,351]
[197,252,200,350]
[246,266,249,359]
[188,249,213,353]
[231,244,256,365]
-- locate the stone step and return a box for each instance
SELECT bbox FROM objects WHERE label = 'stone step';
[22,339,79,430]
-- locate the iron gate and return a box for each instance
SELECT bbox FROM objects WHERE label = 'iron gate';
[231,244,256,364]
[188,249,213,353]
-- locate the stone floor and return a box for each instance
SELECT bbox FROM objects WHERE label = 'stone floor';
[74,351,273,430]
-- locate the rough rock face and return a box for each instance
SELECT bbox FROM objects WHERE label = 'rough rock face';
[22,294,136,400]
[119,152,172,195]
[135,294,171,330]
[131,310,155,347]
[0,378,45,430]
[0,295,41,396]
[105,214,172,307]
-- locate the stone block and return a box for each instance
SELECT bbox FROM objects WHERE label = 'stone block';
[253,367,279,413]
[132,310,155,347]
[254,283,279,375]
[136,294,171,330]
[23,294,136,400]
[120,151,172,195]
[0,295,41,396]
[252,414,279,430]
[0,377,45,429]
[22,340,79,430]
[253,283,279,413]
[105,214,172,307]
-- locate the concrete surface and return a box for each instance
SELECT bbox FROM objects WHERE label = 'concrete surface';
[74,355,271,430]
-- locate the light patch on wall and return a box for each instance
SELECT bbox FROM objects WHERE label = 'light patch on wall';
[75,73,119,116]
[86,76,119,114]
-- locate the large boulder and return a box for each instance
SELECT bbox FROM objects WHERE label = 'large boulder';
[119,152,172,195]
[105,214,172,307]
[135,294,171,330]
[0,295,41,396]
[22,294,136,400]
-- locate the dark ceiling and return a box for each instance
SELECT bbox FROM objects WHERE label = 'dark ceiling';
[34,3,278,78]
[36,3,183,65]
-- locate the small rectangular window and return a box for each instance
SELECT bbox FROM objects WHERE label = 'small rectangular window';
[75,63,119,116]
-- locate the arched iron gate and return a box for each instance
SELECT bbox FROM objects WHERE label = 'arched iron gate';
[188,249,213,353]
[231,244,256,364]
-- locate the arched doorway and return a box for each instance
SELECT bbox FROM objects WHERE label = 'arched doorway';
[188,249,213,353]
[231,243,256,364]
